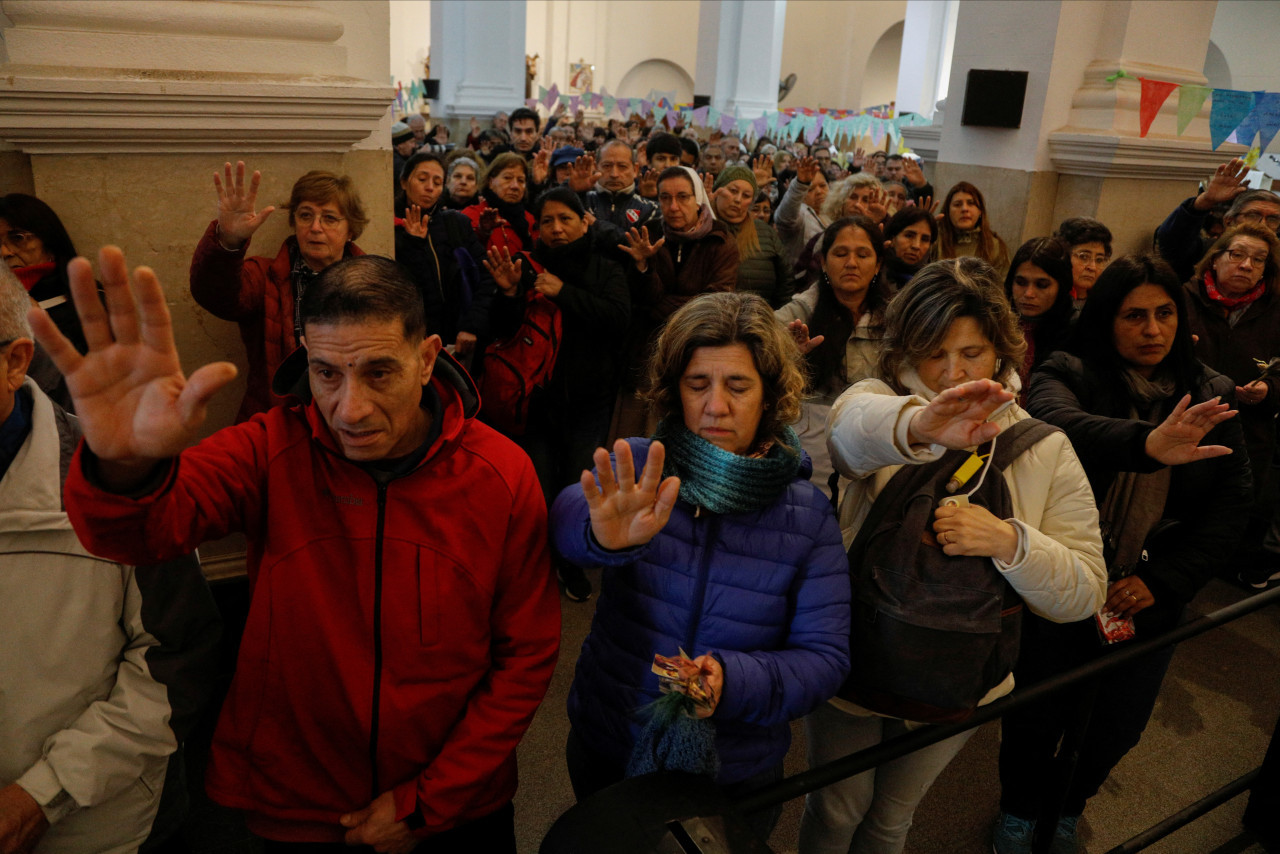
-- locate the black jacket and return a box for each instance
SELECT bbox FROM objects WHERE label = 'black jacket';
[493,230,631,406]
[394,209,497,344]
[1027,351,1251,606]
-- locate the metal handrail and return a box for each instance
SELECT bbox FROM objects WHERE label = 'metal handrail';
[735,584,1280,816]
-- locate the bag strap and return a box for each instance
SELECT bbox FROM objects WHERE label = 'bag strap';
[846,417,1060,564]
[988,418,1061,473]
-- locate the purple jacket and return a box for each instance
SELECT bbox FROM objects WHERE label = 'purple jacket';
[553,438,851,784]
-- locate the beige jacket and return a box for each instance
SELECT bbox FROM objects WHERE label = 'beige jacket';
[825,374,1107,712]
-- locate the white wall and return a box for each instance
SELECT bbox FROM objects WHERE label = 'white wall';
[389,0,431,88]
[937,0,1065,172]
[779,0,905,110]
[1210,0,1280,136]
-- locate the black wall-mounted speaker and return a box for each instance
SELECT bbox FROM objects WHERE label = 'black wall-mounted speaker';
[960,70,1029,128]
[423,79,440,100]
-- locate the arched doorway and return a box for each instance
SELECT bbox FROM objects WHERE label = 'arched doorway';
[616,58,695,101]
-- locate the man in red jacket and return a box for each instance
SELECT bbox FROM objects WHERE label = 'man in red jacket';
[30,248,560,853]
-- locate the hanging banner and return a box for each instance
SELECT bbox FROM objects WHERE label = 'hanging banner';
[1209,89,1255,150]
[692,105,710,128]
[653,106,667,125]
[1138,77,1179,137]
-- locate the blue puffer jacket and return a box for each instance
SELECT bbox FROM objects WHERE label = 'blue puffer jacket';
[552,438,851,784]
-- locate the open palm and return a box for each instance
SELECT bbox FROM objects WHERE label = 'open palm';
[580,439,681,550]
[908,380,1012,449]
[28,248,237,472]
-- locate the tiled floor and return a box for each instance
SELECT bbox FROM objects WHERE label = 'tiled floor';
[175,572,1279,853]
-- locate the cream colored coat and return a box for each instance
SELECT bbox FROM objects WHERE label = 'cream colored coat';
[826,374,1107,711]
[828,374,1107,624]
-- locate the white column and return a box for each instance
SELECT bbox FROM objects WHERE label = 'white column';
[694,0,786,118]
[895,0,958,120]
[430,0,525,118]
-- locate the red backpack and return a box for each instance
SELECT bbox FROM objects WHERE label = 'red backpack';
[478,290,562,435]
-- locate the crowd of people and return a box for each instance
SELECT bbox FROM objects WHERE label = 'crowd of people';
[1,97,1279,854]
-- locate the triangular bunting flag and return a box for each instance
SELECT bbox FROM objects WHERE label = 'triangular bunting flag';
[1235,92,1280,153]
[1210,89,1256,150]
[1138,78,1179,137]
[719,112,737,134]
[653,106,667,124]
[640,99,654,115]
[590,93,604,111]
[665,110,679,129]
[752,116,769,140]
[693,106,710,127]
[569,95,581,115]
[707,107,722,128]
[1176,84,1210,136]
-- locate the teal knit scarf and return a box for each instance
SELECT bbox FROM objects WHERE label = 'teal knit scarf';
[652,418,803,515]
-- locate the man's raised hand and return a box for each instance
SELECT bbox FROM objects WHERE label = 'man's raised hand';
[580,439,681,551]
[27,247,238,487]
[214,161,275,249]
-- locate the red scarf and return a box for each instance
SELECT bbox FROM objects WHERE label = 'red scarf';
[14,261,55,292]
[1203,270,1265,310]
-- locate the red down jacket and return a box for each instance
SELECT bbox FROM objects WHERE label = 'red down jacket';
[64,355,560,842]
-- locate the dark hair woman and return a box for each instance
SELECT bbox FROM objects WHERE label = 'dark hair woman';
[775,216,890,494]
[1184,223,1280,583]
[551,291,850,840]
[993,254,1250,854]
[1055,216,1113,309]
[395,150,497,361]
[881,206,938,290]
[483,187,631,602]
[1004,236,1075,401]
[0,194,83,350]
[807,257,1105,854]
[462,151,538,255]
[935,181,1010,277]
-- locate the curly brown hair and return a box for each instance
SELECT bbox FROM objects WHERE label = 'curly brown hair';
[641,292,807,446]
[878,257,1025,393]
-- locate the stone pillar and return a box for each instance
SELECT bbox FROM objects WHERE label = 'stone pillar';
[430,0,526,118]
[694,0,787,118]
[930,0,1236,254]
[0,0,393,434]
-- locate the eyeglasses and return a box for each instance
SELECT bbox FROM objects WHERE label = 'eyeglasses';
[1237,210,1280,230]
[659,193,695,206]
[0,230,38,252]
[1071,250,1110,267]
[294,210,347,229]
[1225,248,1268,266]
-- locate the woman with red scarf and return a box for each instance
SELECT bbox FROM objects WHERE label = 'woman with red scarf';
[0,194,85,354]
[1184,223,1280,568]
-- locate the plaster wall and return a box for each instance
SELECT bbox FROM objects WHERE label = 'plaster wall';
[779,0,905,110]
[1209,0,1280,119]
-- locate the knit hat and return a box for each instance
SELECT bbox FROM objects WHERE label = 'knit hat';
[713,164,758,195]
[392,121,413,145]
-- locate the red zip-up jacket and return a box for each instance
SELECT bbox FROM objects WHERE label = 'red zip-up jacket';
[63,356,560,842]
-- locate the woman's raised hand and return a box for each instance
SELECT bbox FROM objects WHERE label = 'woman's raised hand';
[795,156,819,185]
[784,319,825,355]
[1144,394,1237,465]
[482,245,523,295]
[214,161,275,249]
[403,204,429,239]
[28,247,238,488]
[580,439,681,551]
[907,379,1013,449]
[620,225,665,269]
[752,154,775,188]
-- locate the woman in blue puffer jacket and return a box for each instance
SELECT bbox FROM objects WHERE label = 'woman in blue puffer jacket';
[551,291,851,839]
